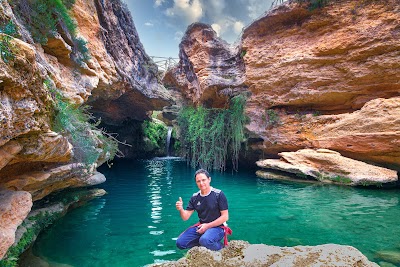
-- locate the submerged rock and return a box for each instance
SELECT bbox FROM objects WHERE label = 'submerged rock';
[150,240,378,267]
[256,149,398,186]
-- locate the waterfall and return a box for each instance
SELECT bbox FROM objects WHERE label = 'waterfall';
[166,127,173,156]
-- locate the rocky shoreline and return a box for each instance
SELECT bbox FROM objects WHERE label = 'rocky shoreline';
[149,240,379,267]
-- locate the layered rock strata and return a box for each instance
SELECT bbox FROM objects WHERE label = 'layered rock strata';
[256,149,398,186]
[0,190,32,259]
[165,0,400,171]
[0,0,169,259]
[151,240,379,267]
[163,23,247,108]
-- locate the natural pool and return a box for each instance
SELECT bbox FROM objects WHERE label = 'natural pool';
[29,158,400,266]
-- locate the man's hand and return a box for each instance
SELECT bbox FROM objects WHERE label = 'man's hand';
[196,223,209,234]
[176,197,183,211]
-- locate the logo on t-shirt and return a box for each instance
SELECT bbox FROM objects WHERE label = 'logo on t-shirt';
[197,201,201,206]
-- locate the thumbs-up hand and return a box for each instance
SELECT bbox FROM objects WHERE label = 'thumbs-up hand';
[176,197,183,211]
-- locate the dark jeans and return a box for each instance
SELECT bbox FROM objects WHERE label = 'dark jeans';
[176,226,225,251]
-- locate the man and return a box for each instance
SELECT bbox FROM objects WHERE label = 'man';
[175,169,229,251]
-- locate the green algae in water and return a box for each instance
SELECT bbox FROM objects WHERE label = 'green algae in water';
[28,159,400,266]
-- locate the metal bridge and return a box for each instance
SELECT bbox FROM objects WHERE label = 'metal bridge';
[150,56,179,73]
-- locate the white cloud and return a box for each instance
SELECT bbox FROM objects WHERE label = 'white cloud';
[211,23,221,36]
[165,0,203,24]
[233,21,244,34]
[174,31,184,41]
[154,0,165,7]
[144,22,154,27]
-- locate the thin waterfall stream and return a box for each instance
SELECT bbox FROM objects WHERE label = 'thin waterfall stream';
[166,127,173,156]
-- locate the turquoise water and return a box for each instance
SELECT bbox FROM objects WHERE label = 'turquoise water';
[30,158,400,266]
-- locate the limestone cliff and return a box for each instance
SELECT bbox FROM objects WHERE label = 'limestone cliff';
[164,0,400,175]
[0,0,170,260]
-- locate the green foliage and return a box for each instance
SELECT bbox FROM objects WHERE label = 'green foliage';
[272,0,330,10]
[306,0,330,10]
[1,212,54,267]
[0,21,17,63]
[266,109,280,126]
[0,34,14,63]
[11,0,90,64]
[331,175,352,184]
[240,50,247,58]
[61,0,76,11]
[177,95,247,172]
[73,36,91,65]
[0,21,17,36]
[312,110,321,117]
[44,79,120,169]
[142,120,168,150]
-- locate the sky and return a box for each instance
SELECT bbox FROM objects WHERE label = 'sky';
[124,0,277,59]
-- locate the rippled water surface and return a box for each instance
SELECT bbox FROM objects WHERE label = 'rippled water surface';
[31,158,400,266]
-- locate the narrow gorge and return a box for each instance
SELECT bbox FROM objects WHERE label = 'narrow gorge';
[0,0,399,266]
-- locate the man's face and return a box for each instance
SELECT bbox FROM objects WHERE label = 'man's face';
[195,173,211,192]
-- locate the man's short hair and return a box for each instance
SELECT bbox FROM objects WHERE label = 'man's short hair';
[194,169,210,180]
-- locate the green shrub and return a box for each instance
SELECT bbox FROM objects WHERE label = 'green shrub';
[44,79,120,169]
[177,95,247,172]
[0,21,17,63]
[272,0,330,10]
[11,0,90,64]
[73,36,91,65]
[142,120,168,150]
[1,211,54,267]
[266,109,280,126]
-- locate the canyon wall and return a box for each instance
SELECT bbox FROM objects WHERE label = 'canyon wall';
[164,0,400,175]
[0,0,170,260]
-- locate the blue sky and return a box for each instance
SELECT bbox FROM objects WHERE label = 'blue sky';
[125,0,276,58]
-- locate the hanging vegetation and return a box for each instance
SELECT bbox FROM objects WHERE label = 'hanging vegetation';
[10,0,90,65]
[45,79,121,170]
[177,95,247,172]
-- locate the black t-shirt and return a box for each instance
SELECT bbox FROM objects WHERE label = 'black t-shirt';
[186,187,228,224]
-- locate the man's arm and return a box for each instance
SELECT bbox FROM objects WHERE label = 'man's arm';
[176,197,194,221]
[196,210,229,234]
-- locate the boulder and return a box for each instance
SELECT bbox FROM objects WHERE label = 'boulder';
[0,189,32,259]
[151,240,379,267]
[256,149,398,186]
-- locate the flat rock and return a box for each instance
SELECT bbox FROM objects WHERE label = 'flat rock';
[256,149,398,186]
[150,240,379,267]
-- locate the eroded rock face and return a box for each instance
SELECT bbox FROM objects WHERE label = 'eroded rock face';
[151,240,379,267]
[0,164,106,201]
[0,190,32,259]
[242,1,400,112]
[167,0,400,171]
[243,0,400,170]
[75,0,172,124]
[164,23,247,108]
[256,149,398,186]
[0,0,169,258]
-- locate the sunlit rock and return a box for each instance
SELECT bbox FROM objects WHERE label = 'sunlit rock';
[256,149,398,186]
[11,131,73,164]
[0,141,23,171]
[1,164,106,201]
[163,22,247,108]
[150,240,379,267]
[0,189,32,259]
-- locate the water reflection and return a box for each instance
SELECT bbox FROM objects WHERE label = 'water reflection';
[146,159,177,261]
